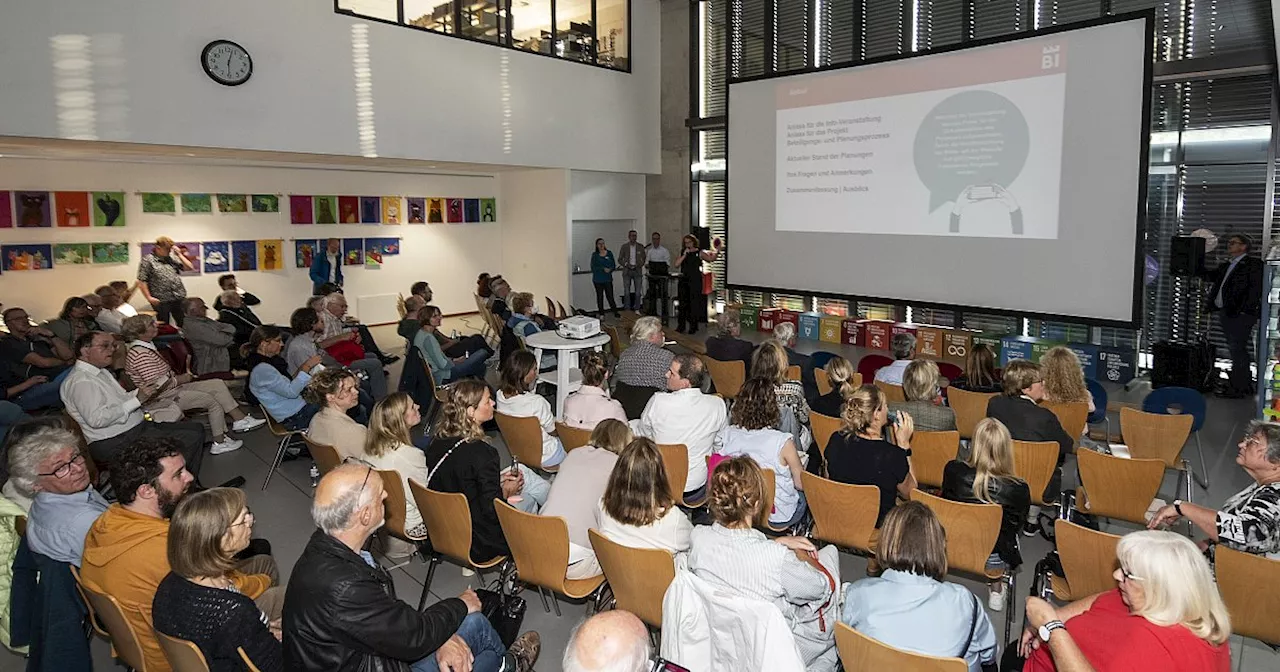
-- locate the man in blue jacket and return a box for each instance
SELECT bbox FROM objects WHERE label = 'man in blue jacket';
[310,238,344,295]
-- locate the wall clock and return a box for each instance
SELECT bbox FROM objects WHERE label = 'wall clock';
[201,40,253,87]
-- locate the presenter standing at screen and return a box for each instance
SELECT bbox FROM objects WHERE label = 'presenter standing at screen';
[1204,234,1263,398]
[674,235,722,335]
[645,233,672,325]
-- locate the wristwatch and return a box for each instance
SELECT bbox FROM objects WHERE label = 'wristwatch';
[1173,499,1184,517]
[1038,620,1066,642]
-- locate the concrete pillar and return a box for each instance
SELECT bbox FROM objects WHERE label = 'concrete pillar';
[645,0,692,245]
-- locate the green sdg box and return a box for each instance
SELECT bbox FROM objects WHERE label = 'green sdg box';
[819,317,843,344]
[738,305,759,331]
[798,313,822,340]
[1097,346,1136,384]
[1030,340,1063,363]
[1067,344,1100,380]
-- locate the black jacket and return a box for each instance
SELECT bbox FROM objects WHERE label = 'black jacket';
[1204,254,1263,317]
[218,306,263,342]
[704,335,754,367]
[422,436,510,563]
[282,530,467,672]
[941,461,1031,568]
[984,395,1073,464]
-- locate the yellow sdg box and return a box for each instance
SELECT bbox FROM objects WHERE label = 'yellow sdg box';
[819,316,843,344]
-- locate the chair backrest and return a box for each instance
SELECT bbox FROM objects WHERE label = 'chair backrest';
[15,514,25,538]
[545,296,557,317]
[1120,407,1193,468]
[238,647,264,672]
[612,381,661,421]
[1215,545,1280,645]
[757,467,787,532]
[936,361,963,384]
[1085,379,1109,424]
[910,489,1001,578]
[77,573,149,671]
[156,631,211,672]
[493,499,571,591]
[554,422,593,452]
[911,431,961,489]
[1053,520,1120,601]
[785,365,801,382]
[857,354,894,384]
[588,529,676,629]
[1142,386,1207,432]
[835,622,967,672]
[1076,449,1166,524]
[1043,400,1089,447]
[874,381,906,404]
[801,472,878,553]
[603,324,625,360]
[1012,440,1060,507]
[493,411,548,468]
[376,469,410,541]
[261,405,296,437]
[810,350,839,370]
[698,354,745,399]
[946,388,997,440]
[815,369,832,397]
[69,564,109,638]
[557,301,568,320]
[656,443,693,505]
[303,437,343,477]
[809,411,843,459]
[410,480,489,566]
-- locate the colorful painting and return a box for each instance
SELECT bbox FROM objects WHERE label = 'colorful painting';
[481,198,496,222]
[342,238,364,265]
[365,237,400,256]
[55,191,91,227]
[359,197,381,224]
[290,195,313,224]
[381,196,400,224]
[92,192,126,227]
[217,194,249,213]
[92,242,129,264]
[406,198,426,223]
[0,192,11,228]
[3,244,53,271]
[365,249,383,269]
[295,239,318,269]
[202,242,230,273]
[251,195,279,213]
[231,241,258,271]
[313,196,338,224]
[446,198,463,223]
[181,193,213,214]
[257,239,284,271]
[54,243,92,265]
[338,196,360,223]
[141,192,176,214]
[463,198,480,223]
[427,198,444,223]
[15,192,52,228]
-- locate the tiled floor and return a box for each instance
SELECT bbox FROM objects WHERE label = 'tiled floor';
[2,316,1276,671]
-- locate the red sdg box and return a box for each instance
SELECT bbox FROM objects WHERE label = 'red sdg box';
[863,320,894,351]
[775,310,800,330]
[914,326,948,359]
[757,309,777,333]
[892,323,919,342]
[841,318,864,346]
[942,330,974,363]
[819,317,843,344]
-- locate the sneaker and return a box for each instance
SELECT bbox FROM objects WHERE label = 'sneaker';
[1023,505,1042,536]
[508,631,541,672]
[210,437,244,455]
[988,584,1006,612]
[461,567,475,577]
[231,415,267,432]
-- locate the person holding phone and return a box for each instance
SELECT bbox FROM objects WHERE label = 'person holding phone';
[137,236,193,326]
[824,385,916,527]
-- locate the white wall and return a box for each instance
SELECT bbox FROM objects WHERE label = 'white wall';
[567,170,647,308]
[498,169,570,307]
[0,0,660,175]
[0,157,502,323]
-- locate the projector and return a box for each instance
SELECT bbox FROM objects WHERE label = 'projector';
[557,315,601,340]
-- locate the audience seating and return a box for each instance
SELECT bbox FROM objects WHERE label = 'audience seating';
[1042,400,1089,450]
[493,500,606,617]
[873,381,906,404]
[14,515,25,538]
[1046,520,1120,602]
[943,388,995,441]
[815,371,861,398]
[545,297,557,318]
[936,361,963,385]
[757,469,795,534]
[611,381,660,420]
[588,529,676,630]
[473,295,496,340]
[494,411,560,473]
[303,437,343,477]
[1012,440,1060,508]
[554,422,593,452]
[419,362,452,429]
[911,431,960,490]
[602,324,625,360]
[835,621,966,672]
[1140,387,1210,489]
[809,411,842,462]
[785,365,801,382]
[801,472,878,558]
[261,406,306,490]
[1074,448,1164,527]
[408,480,509,610]
[156,631,210,672]
[657,443,707,508]
[1119,407,1196,502]
[1214,545,1280,646]
[856,355,893,385]
[698,355,745,399]
[74,570,149,671]
[1084,379,1110,443]
[557,301,569,320]
[375,469,424,568]
[69,565,110,640]
[238,647,265,672]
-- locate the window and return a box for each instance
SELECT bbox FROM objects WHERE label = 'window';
[511,0,552,54]
[404,0,455,33]
[596,0,629,69]
[555,0,594,63]
[460,1,506,43]
[339,0,397,21]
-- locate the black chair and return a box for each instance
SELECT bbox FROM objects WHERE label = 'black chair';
[613,381,660,420]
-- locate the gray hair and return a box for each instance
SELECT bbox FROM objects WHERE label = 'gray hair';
[562,615,652,672]
[717,305,742,337]
[181,297,204,315]
[7,425,79,497]
[311,471,376,534]
[772,321,795,344]
[404,295,426,313]
[220,289,240,305]
[323,293,348,309]
[891,332,917,360]
[120,313,156,341]
[631,316,663,342]
[1245,420,1280,464]
[308,295,325,311]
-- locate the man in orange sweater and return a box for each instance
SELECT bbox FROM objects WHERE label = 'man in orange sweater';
[80,437,277,672]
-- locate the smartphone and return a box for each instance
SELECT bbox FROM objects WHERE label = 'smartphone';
[650,659,691,672]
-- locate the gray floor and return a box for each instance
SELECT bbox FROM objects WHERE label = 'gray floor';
[1,316,1276,671]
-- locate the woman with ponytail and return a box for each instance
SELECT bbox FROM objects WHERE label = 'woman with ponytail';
[824,384,917,527]
[811,355,858,418]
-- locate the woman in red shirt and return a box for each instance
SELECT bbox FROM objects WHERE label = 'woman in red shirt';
[1019,530,1231,672]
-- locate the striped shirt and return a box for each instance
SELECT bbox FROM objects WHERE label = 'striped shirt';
[125,341,173,386]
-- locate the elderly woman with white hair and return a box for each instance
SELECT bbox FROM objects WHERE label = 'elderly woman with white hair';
[889,359,956,433]
[705,304,754,366]
[1017,530,1231,671]
[614,316,674,390]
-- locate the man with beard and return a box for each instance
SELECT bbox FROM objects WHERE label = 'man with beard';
[80,437,280,672]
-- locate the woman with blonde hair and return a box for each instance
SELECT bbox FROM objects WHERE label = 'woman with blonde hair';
[362,392,430,540]
[542,419,633,579]
[1019,530,1231,671]
[595,437,693,555]
[824,384,916,526]
[941,418,1030,611]
[811,355,857,417]
[1040,346,1095,412]
[303,367,367,460]
[750,339,811,448]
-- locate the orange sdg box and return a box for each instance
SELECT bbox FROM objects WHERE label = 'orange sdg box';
[942,330,974,363]
[914,326,948,359]
[819,316,843,344]
[863,320,894,351]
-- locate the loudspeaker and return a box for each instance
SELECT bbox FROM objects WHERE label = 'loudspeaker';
[1170,236,1205,276]
[694,228,712,250]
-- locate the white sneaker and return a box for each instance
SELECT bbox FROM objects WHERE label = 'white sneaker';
[988,585,1006,612]
[461,567,476,577]
[210,437,244,455]
[232,415,267,432]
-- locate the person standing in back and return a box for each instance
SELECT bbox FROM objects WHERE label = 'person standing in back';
[309,238,344,295]
[1203,233,1263,398]
[618,230,646,312]
[137,237,194,326]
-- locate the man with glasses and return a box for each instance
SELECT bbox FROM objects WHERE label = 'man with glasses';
[1,306,75,411]
[9,421,108,566]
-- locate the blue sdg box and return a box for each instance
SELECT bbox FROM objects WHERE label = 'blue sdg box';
[1000,336,1035,366]
[798,313,822,341]
[1096,346,1136,385]
[1067,344,1100,380]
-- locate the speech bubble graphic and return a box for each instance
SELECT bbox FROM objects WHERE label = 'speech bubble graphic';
[914,90,1030,212]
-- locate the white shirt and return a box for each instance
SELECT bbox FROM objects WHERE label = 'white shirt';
[628,245,636,265]
[60,359,144,442]
[719,425,798,524]
[638,388,728,491]
[647,244,671,264]
[595,500,693,555]
[873,359,912,385]
[496,389,563,464]
[116,303,139,318]
[327,252,340,282]
[95,309,127,334]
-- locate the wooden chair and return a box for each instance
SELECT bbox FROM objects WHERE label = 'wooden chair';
[494,411,559,473]
[1119,407,1195,501]
[238,647,264,672]
[801,472,878,556]
[911,431,960,490]
[936,361,963,384]
[835,622,966,672]
[657,443,706,507]
[1048,520,1120,602]
[75,571,149,671]
[809,411,842,460]
[156,631,210,672]
[1043,400,1089,449]
[473,295,496,340]
[70,565,110,639]
[303,437,342,477]
[409,480,508,610]
[698,355,745,399]
[857,354,894,384]
[557,301,569,320]
[947,388,997,440]
[815,370,861,398]
[493,500,607,616]
[785,365,801,382]
[1215,545,1280,646]
[602,324,625,360]
[588,529,676,629]
[874,381,906,403]
[1075,448,1165,526]
[261,405,306,490]
[758,469,794,534]
[545,296,557,318]
[1012,440,1060,507]
[376,469,423,552]
[14,514,25,538]
[554,422,593,452]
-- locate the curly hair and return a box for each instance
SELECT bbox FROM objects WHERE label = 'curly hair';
[840,384,885,436]
[730,378,781,430]
[434,379,491,442]
[301,367,356,406]
[110,436,184,506]
[511,292,535,316]
[706,455,766,527]
[1040,346,1090,404]
[601,438,674,526]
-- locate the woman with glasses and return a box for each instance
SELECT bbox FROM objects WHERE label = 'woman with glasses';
[153,487,283,672]
[245,326,324,430]
[1018,530,1231,671]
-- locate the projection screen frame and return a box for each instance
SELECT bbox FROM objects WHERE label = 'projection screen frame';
[724,11,1155,329]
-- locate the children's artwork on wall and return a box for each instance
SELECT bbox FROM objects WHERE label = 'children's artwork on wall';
[481,198,497,222]
[313,196,338,224]
[92,242,129,264]
[463,198,480,223]
[338,196,360,223]
[231,241,258,271]
[295,239,318,269]
[3,244,54,271]
[406,198,425,223]
[290,195,313,224]
[365,248,383,269]
[176,242,201,275]
[251,195,279,213]
[446,198,463,223]
[92,192,126,226]
[365,237,399,257]
[141,192,176,214]
[342,238,364,265]
[427,198,444,223]
[257,239,284,270]
[202,242,230,273]
[217,194,249,213]
[382,196,401,224]
[54,243,92,265]
[181,193,213,214]
[359,197,381,224]
[0,192,11,228]
[15,192,51,228]
[55,191,91,227]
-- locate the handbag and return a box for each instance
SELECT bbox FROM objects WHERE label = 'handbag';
[702,271,714,295]
[476,588,526,649]
[960,592,1000,672]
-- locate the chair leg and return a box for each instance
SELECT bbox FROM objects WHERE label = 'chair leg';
[262,435,291,490]
[1003,571,1017,649]
[536,587,551,613]
[418,554,441,611]
[550,590,561,617]
[1193,432,1210,490]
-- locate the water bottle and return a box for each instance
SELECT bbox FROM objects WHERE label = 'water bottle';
[309,463,320,488]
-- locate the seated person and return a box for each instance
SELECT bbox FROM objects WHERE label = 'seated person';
[304,367,369,460]
[362,393,430,540]
[703,304,754,366]
[62,331,206,473]
[413,283,490,358]
[415,305,490,383]
[951,344,1002,393]
[122,314,265,455]
[153,488,282,671]
[637,353,727,496]
[562,351,626,429]
[43,296,98,346]
[541,419,631,580]
[1016,531,1230,671]
[615,317,672,390]
[489,276,514,322]
[182,297,238,374]
[717,378,806,528]
[1040,346,1096,413]
[505,292,557,370]
[422,380,551,563]
[824,385,916,527]
[841,501,997,671]
[751,340,811,449]
[12,422,108,566]
[82,438,279,672]
[941,418,1030,612]
[287,307,386,400]
[217,290,264,348]
[245,326,324,430]
[811,355,857,418]
[595,437,693,555]
[1,306,74,411]
[1148,420,1280,559]
[688,456,837,670]
[318,292,398,366]
[889,359,957,433]
[0,399,30,447]
[985,359,1072,511]
[476,273,493,306]
[770,322,817,402]
[284,463,541,672]
[495,350,566,468]
[873,333,917,386]
[94,285,130,334]
[398,295,427,341]
[211,273,261,311]
[563,611,652,672]
[109,280,141,318]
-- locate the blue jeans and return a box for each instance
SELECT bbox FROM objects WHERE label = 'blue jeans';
[442,350,490,383]
[411,613,508,672]
[281,402,322,431]
[13,368,73,411]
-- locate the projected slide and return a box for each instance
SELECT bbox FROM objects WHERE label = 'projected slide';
[777,41,1067,238]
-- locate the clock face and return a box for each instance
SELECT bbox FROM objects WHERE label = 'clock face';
[201,40,252,86]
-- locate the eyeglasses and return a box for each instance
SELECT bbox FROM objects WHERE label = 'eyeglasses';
[1243,435,1265,448]
[1119,566,1144,582]
[232,509,255,527]
[38,452,87,479]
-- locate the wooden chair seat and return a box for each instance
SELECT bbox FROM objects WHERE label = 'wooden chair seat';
[1075,449,1165,525]
[697,354,745,399]
[494,499,606,616]
[554,422,593,452]
[1012,440,1060,507]
[874,381,906,403]
[1215,545,1280,645]
[156,631,211,672]
[758,468,793,533]
[303,437,342,477]
[74,569,149,671]
[815,369,832,397]
[494,411,558,473]
[588,529,676,629]
[801,472,878,553]
[911,431,960,490]
[809,411,842,460]
[785,365,801,382]
[835,622,966,672]
[946,388,997,440]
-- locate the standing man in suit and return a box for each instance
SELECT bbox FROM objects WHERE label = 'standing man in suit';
[309,238,344,295]
[618,230,646,312]
[1205,234,1264,398]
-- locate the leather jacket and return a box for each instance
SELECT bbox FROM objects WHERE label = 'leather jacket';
[940,460,1031,568]
[282,530,467,672]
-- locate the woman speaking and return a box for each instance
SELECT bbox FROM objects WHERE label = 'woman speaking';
[673,234,721,335]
